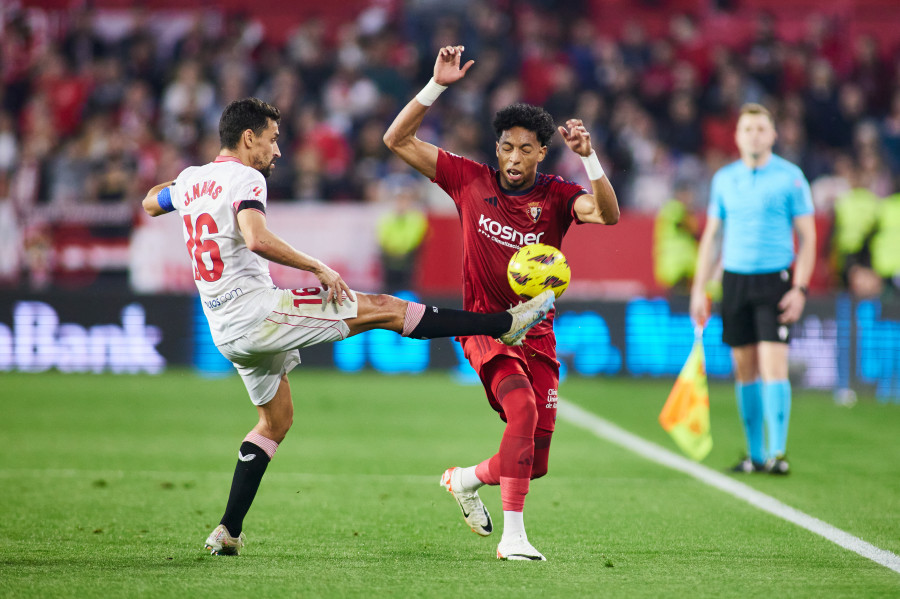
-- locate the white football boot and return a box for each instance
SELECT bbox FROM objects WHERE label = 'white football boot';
[204,524,246,556]
[440,467,493,537]
[496,532,546,561]
[499,290,555,346]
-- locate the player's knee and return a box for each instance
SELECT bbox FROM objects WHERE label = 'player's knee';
[359,293,406,329]
[370,293,404,313]
[503,393,538,428]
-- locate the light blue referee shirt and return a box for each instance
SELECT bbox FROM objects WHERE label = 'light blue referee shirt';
[708,154,813,274]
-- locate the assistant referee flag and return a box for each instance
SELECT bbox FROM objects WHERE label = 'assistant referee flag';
[659,328,713,461]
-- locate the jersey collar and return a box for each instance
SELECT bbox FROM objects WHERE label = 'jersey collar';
[495,171,540,196]
[214,155,244,164]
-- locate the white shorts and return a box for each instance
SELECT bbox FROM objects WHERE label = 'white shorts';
[217,287,359,405]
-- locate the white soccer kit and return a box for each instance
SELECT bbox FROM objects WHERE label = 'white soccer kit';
[168,156,359,405]
[170,156,278,345]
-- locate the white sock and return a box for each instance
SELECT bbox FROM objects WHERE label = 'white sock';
[458,466,484,491]
[502,510,525,540]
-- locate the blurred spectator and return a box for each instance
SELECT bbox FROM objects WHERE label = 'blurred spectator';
[827,82,868,150]
[0,111,18,174]
[810,152,853,212]
[86,56,127,117]
[849,35,890,114]
[831,170,880,297]
[661,92,703,156]
[653,180,699,292]
[620,21,650,71]
[161,60,216,149]
[376,174,428,293]
[87,130,139,204]
[351,117,392,200]
[880,90,900,173]
[294,103,353,200]
[855,134,893,198]
[870,187,900,296]
[322,28,380,132]
[32,50,91,138]
[61,9,105,74]
[745,12,781,94]
[803,58,840,149]
[0,1,898,258]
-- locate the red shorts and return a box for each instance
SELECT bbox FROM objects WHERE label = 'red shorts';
[459,332,559,433]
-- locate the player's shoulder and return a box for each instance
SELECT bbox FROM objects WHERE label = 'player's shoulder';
[715,160,744,177]
[441,149,490,173]
[175,164,202,182]
[711,161,741,187]
[535,171,581,189]
[770,154,807,178]
[215,160,264,182]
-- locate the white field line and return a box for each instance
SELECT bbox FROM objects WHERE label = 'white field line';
[557,399,900,575]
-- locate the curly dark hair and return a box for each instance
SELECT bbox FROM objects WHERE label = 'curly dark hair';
[492,103,556,147]
[219,97,281,149]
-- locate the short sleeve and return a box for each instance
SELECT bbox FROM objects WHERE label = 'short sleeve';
[708,171,726,220]
[169,167,194,210]
[790,171,814,217]
[432,149,479,207]
[233,169,268,213]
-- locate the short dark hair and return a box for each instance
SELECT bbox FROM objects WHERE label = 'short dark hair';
[492,103,556,147]
[219,98,281,149]
[739,102,774,124]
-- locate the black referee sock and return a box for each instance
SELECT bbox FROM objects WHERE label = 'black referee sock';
[219,441,271,536]
[409,307,512,339]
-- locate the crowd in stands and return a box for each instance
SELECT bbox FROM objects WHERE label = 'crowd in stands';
[1,1,899,291]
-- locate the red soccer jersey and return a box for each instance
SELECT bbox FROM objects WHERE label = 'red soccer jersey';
[432,149,588,336]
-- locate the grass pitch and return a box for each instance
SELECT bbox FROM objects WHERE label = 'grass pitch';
[1,370,899,598]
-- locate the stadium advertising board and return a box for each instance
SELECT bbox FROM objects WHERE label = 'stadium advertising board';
[0,293,190,374]
[1,292,897,401]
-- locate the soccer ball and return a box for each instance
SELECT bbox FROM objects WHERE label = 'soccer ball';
[507,243,571,299]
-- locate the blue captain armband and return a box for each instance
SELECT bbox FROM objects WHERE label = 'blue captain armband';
[157,185,175,213]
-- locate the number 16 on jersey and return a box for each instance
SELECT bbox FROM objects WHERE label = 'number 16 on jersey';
[183,213,224,282]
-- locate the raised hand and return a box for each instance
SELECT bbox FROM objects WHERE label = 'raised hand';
[433,45,474,86]
[558,119,593,157]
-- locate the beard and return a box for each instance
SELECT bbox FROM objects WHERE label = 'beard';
[256,158,275,178]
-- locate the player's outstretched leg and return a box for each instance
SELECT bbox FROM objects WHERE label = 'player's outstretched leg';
[440,466,493,536]
[394,289,554,344]
[499,290,555,346]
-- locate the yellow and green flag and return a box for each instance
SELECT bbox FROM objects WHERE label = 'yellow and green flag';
[659,328,712,461]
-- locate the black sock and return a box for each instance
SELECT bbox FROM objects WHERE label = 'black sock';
[219,441,271,536]
[408,307,511,339]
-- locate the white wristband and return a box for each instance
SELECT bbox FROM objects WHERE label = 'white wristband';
[415,78,448,107]
[581,151,605,180]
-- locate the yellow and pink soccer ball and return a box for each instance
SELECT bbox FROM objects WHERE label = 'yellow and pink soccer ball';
[507,243,571,299]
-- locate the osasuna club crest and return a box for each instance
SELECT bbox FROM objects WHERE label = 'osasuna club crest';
[527,203,542,223]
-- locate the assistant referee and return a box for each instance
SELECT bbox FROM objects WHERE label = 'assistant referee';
[690,103,816,475]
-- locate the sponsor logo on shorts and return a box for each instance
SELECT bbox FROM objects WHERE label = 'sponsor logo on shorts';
[546,388,558,409]
[778,325,789,341]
